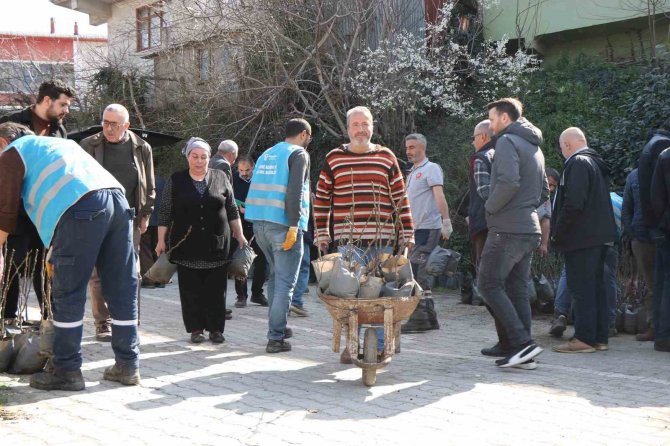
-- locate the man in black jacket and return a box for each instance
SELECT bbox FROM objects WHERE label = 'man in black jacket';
[650,147,670,352]
[551,127,617,353]
[638,118,670,232]
[0,80,74,323]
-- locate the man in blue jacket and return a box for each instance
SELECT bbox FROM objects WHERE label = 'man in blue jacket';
[0,123,140,391]
[245,119,311,354]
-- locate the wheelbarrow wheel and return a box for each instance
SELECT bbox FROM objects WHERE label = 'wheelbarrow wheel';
[362,327,378,386]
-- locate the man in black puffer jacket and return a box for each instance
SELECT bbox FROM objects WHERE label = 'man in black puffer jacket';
[650,147,670,352]
[551,127,617,353]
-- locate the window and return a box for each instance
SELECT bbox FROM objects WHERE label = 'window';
[136,3,166,52]
[197,48,211,81]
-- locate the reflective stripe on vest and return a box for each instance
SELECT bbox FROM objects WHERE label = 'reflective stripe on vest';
[4,135,123,246]
[245,141,309,230]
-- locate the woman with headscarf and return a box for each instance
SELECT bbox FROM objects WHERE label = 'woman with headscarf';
[156,137,247,344]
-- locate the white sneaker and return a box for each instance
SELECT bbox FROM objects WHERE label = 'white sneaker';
[512,359,537,370]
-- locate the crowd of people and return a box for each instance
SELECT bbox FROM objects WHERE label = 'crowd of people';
[0,80,668,393]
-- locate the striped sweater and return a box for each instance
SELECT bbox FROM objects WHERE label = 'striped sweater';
[314,144,414,245]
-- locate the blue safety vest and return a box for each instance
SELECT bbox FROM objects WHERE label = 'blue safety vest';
[245,141,309,230]
[4,135,122,246]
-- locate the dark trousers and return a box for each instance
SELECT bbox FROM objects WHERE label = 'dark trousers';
[472,229,509,348]
[234,225,267,299]
[653,239,670,342]
[139,226,158,278]
[177,264,227,333]
[479,232,539,348]
[2,223,47,320]
[564,245,609,345]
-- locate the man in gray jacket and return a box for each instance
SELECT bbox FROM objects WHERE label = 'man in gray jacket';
[80,104,156,341]
[479,98,549,369]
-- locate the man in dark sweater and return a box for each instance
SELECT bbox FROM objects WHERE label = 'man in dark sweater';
[0,79,74,323]
[551,127,617,353]
[209,139,238,182]
[479,98,548,369]
[650,147,670,352]
[232,155,268,307]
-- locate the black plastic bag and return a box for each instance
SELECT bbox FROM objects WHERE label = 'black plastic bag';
[228,243,257,278]
[0,337,13,373]
[425,246,461,277]
[10,332,47,374]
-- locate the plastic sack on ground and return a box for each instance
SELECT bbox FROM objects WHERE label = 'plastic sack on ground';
[144,253,177,284]
[358,275,383,298]
[425,247,461,277]
[312,253,341,291]
[380,255,413,284]
[10,331,47,374]
[0,336,13,372]
[325,257,360,298]
[228,243,257,278]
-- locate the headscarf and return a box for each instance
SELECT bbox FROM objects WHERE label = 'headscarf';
[182,137,212,157]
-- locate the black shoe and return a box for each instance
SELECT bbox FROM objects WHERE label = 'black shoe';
[266,339,291,353]
[654,339,670,352]
[103,364,141,386]
[284,327,293,339]
[234,297,247,308]
[30,369,85,391]
[549,315,567,337]
[155,283,166,289]
[191,331,205,343]
[225,308,232,320]
[495,342,543,368]
[401,300,432,333]
[250,294,269,307]
[481,342,512,357]
[209,331,225,344]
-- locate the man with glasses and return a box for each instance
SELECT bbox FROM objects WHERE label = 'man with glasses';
[80,104,156,342]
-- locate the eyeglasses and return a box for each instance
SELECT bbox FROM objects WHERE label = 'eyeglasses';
[101,120,124,130]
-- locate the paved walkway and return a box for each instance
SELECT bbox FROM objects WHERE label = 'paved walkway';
[1,281,670,445]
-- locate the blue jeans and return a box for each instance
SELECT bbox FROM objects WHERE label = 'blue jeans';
[555,245,618,326]
[478,232,540,348]
[253,221,304,341]
[291,241,311,308]
[564,245,609,345]
[653,238,670,342]
[50,189,139,372]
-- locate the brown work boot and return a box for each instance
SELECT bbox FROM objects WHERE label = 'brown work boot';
[95,323,112,342]
[636,327,654,342]
[30,369,85,391]
[552,337,596,353]
[103,364,141,386]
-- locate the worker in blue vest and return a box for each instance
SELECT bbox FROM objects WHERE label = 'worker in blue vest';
[0,123,140,391]
[245,118,312,354]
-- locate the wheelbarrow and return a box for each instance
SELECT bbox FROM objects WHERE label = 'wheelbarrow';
[318,290,421,386]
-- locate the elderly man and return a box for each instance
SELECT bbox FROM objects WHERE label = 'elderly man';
[80,104,155,342]
[0,123,140,391]
[314,106,414,363]
[479,98,548,369]
[232,155,269,308]
[551,127,617,353]
[245,119,312,353]
[400,133,451,333]
[0,80,75,324]
[210,139,239,182]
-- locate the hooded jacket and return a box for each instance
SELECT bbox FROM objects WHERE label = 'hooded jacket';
[651,147,670,236]
[485,118,549,234]
[550,148,617,252]
[638,129,670,230]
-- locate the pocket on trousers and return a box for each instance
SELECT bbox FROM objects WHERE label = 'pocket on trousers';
[50,255,76,293]
[74,209,106,221]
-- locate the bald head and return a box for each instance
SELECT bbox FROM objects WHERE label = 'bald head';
[559,127,588,159]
